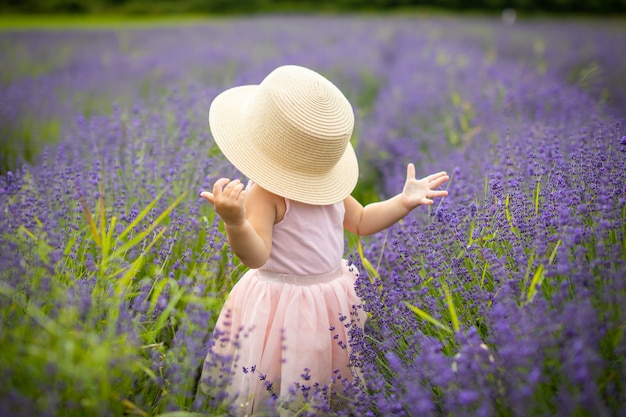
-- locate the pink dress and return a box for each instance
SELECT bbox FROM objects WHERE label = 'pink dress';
[201,195,364,415]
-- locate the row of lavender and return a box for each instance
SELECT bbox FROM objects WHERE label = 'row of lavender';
[1,16,625,416]
[355,29,626,415]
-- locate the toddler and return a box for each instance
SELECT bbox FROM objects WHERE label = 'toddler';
[199,65,448,415]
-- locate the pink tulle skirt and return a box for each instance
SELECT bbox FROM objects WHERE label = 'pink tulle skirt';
[202,260,364,416]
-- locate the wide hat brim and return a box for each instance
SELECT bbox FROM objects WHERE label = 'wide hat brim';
[209,84,359,205]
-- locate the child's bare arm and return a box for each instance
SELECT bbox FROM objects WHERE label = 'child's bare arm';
[200,179,276,268]
[344,164,449,236]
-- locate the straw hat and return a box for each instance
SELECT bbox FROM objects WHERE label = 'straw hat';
[208,65,358,205]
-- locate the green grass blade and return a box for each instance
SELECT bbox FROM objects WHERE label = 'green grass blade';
[504,194,519,236]
[102,216,117,264]
[480,261,489,290]
[19,225,37,241]
[521,253,536,299]
[118,398,150,417]
[526,264,545,304]
[63,229,81,256]
[464,257,478,282]
[78,196,101,246]
[98,189,105,249]
[548,239,561,264]
[110,191,187,261]
[534,176,542,215]
[116,256,145,295]
[466,220,475,247]
[404,301,452,334]
[117,188,168,242]
[357,238,381,288]
[441,281,460,332]
[153,287,185,335]
[115,226,167,294]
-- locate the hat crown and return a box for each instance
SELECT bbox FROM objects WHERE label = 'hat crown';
[242,65,354,175]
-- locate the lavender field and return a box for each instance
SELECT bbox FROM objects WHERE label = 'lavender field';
[1,15,625,417]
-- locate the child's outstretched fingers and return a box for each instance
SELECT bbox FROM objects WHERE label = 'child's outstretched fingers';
[428,172,449,189]
[199,190,215,205]
[426,172,449,201]
[221,179,245,199]
[199,178,231,205]
[203,178,248,226]
[407,163,416,181]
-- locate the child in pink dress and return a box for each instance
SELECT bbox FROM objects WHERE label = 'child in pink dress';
[199,65,449,415]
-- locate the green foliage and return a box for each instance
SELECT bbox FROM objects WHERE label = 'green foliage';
[0,117,60,173]
[0,183,236,415]
[0,0,624,15]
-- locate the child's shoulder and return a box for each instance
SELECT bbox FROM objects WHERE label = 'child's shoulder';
[246,183,287,223]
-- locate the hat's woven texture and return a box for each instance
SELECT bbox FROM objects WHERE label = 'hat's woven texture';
[209,65,359,205]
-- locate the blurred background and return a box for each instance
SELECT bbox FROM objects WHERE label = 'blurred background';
[0,0,624,15]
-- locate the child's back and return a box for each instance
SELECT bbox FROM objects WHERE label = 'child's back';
[202,193,363,415]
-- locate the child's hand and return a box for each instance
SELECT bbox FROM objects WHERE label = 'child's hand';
[401,163,449,210]
[200,178,247,226]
